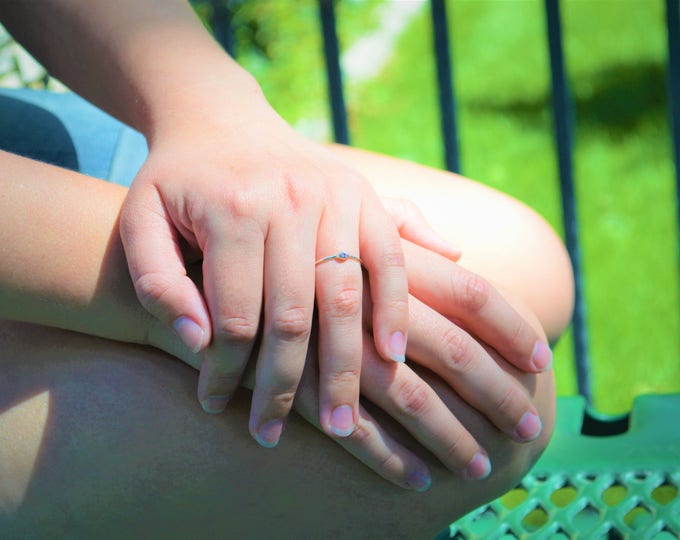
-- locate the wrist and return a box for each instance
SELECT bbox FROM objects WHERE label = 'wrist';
[139,57,272,145]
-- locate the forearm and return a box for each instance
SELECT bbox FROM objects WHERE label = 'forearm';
[0,0,264,139]
[0,149,152,344]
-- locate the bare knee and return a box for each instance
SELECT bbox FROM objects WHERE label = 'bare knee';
[330,145,575,342]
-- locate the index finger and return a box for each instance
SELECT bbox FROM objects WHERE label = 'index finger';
[402,241,553,373]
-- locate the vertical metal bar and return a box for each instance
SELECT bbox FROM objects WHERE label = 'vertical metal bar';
[430,0,461,173]
[210,0,236,57]
[318,0,350,144]
[666,0,680,292]
[544,0,592,402]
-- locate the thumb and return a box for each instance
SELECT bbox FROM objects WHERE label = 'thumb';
[120,184,211,354]
[381,197,461,262]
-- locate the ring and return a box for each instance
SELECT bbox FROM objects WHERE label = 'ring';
[315,251,363,265]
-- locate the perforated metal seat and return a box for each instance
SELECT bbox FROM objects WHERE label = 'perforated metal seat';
[446,395,680,539]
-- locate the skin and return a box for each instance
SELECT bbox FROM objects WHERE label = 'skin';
[0,1,574,535]
[0,143,572,538]
[0,0,562,449]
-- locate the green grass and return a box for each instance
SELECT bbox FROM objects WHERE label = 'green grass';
[234,0,680,415]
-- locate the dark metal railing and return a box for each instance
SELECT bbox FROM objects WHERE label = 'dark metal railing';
[318,0,350,145]
[666,0,680,327]
[430,0,461,174]
[544,0,591,402]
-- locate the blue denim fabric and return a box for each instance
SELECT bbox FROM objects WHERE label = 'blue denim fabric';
[0,88,148,187]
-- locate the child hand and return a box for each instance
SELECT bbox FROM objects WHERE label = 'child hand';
[120,101,411,445]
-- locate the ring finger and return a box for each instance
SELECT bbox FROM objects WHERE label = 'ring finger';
[315,204,363,438]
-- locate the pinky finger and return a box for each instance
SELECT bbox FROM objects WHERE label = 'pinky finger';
[381,197,461,262]
[294,370,431,491]
[333,405,433,492]
[337,406,432,492]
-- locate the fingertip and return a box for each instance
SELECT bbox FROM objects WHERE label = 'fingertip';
[200,395,229,414]
[173,316,207,353]
[513,411,543,442]
[464,451,492,481]
[387,331,407,363]
[531,341,553,372]
[403,468,432,492]
[444,245,463,263]
[329,405,356,437]
[252,418,285,448]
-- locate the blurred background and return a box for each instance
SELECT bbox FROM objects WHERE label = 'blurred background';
[2,0,678,415]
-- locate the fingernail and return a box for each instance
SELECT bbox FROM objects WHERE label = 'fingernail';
[405,469,432,492]
[201,395,229,414]
[515,411,543,442]
[173,316,205,354]
[464,452,492,481]
[388,331,406,363]
[330,405,355,437]
[531,341,553,372]
[255,419,284,449]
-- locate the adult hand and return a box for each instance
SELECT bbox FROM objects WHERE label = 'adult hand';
[120,95,415,446]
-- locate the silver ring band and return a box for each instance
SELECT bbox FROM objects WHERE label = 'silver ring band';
[315,251,362,265]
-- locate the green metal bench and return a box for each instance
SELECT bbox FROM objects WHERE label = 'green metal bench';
[446,395,680,538]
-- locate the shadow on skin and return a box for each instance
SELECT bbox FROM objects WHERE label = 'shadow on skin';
[0,319,552,540]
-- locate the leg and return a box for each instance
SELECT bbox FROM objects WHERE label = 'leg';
[0,319,553,540]
[329,144,574,342]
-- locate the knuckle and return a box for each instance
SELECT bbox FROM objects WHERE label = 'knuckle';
[204,371,241,391]
[216,315,259,343]
[282,172,306,213]
[324,368,361,388]
[223,190,257,219]
[441,326,474,373]
[456,273,491,314]
[380,242,406,269]
[260,389,297,413]
[133,272,174,312]
[347,420,371,445]
[270,306,312,342]
[379,296,409,317]
[443,432,469,465]
[325,286,362,320]
[492,386,523,418]
[508,316,529,352]
[377,451,402,478]
[260,364,304,395]
[393,378,431,417]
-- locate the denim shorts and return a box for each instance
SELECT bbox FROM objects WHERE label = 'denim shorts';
[0,87,148,187]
